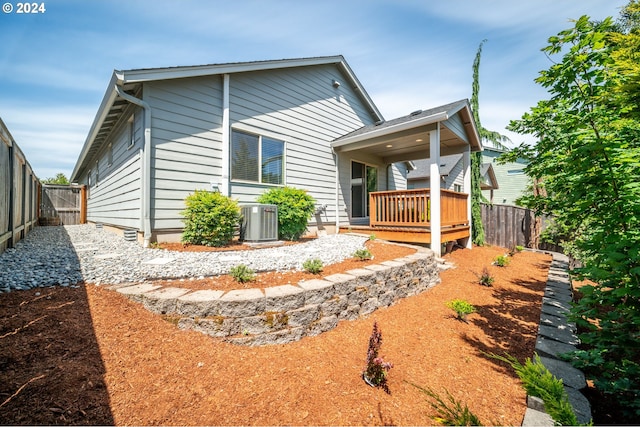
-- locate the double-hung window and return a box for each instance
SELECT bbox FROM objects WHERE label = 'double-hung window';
[231,129,284,185]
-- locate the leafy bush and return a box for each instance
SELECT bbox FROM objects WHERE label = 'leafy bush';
[493,254,510,267]
[363,321,392,393]
[353,248,373,261]
[488,353,578,426]
[408,382,483,426]
[446,299,476,321]
[180,190,241,247]
[256,186,316,241]
[229,264,256,283]
[302,258,323,274]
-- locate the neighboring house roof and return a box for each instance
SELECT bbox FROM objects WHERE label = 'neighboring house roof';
[480,163,498,190]
[407,154,463,180]
[332,99,482,154]
[71,55,382,182]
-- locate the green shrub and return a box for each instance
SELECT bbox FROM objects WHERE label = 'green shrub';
[180,190,241,247]
[256,186,316,241]
[353,248,373,260]
[407,382,483,426]
[229,264,256,283]
[493,254,511,267]
[302,258,323,274]
[487,353,578,426]
[446,299,476,321]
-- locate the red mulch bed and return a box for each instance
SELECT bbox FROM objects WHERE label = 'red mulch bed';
[0,242,551,425]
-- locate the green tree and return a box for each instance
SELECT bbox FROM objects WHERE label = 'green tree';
[469,40,511,245]
[41,173,69,185]
[504,6,640,419]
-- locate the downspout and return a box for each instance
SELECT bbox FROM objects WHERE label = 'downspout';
[333,149,340,234]
[114,85,152,247]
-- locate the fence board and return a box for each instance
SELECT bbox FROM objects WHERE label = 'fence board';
[0,118,39,254]
[40,185,86,225]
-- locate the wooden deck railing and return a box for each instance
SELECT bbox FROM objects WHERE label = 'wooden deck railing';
[369,189,469,229]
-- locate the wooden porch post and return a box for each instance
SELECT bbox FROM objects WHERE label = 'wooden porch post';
[462,148,472,249]
[429,124,441,257]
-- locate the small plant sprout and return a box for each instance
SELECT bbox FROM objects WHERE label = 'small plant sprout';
[493,254,511,267]
[369,233,376,241]
[353,248,373,261]
[229,264,256,283]
[476,267,494,287]
[509,244,525,256]
[302,258,323,274]
[363,321,393,393]
[446,299,476,321]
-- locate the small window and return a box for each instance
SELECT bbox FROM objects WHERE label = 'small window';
[108,143,113,167]
[95,161,99,184]
[231,130,284,185]
[88,169,92,187]
[453,184,462,192]
[507,169,524,175]
[127,115,135,149]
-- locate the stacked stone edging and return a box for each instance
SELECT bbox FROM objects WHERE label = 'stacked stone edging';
[111,243,440,346]
[522,252,592,426]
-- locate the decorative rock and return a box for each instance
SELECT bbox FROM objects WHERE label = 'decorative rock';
[539,356,586,390]
[538,324,580,346]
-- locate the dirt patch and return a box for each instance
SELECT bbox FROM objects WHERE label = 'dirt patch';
[0,245,551,426]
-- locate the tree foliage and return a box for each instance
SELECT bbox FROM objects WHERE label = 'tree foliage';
[469,40,511,245]
[504,3,640,419]
[41,173,69,185]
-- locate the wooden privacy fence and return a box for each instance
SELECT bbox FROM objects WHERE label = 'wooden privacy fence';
[481,203,561,252]
[40,184,87,226]
[0,118,40,254]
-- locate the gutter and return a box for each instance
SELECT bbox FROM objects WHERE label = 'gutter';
[114,85,152,247]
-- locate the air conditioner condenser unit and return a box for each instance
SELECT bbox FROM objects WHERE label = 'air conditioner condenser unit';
[240,204,278,242]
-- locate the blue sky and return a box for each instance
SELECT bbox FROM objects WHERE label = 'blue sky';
[0,0,627,180]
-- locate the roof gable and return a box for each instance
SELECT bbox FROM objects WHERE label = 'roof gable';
[72,56,382,181]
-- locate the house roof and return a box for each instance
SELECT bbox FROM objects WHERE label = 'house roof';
[407,154,463,180]
[71,56,382,181]
[331,99,482,164]
[480,163,499,190]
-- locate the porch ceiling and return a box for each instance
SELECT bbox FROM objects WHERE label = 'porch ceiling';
[331,99,482,164]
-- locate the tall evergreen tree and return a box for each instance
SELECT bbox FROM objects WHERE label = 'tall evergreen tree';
[469,40,511,245]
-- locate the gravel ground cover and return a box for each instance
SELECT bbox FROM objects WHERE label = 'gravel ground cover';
[0,225,367,291]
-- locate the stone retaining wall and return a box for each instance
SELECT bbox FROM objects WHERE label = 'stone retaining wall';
[112,245,440,346]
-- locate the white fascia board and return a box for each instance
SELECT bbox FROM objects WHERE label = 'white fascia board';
[116,56,346,84]
[331,111,448,150]
[336,61,384,122]
[70,72,119,181]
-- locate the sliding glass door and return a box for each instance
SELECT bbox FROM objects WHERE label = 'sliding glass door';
[351,161,377,218]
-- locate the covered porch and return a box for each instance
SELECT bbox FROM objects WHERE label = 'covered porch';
[331,99,482,256]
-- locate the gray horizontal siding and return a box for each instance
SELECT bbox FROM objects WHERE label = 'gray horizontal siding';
[145,76,224,230]
[228,64,376,229]
[86,109,142,230]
